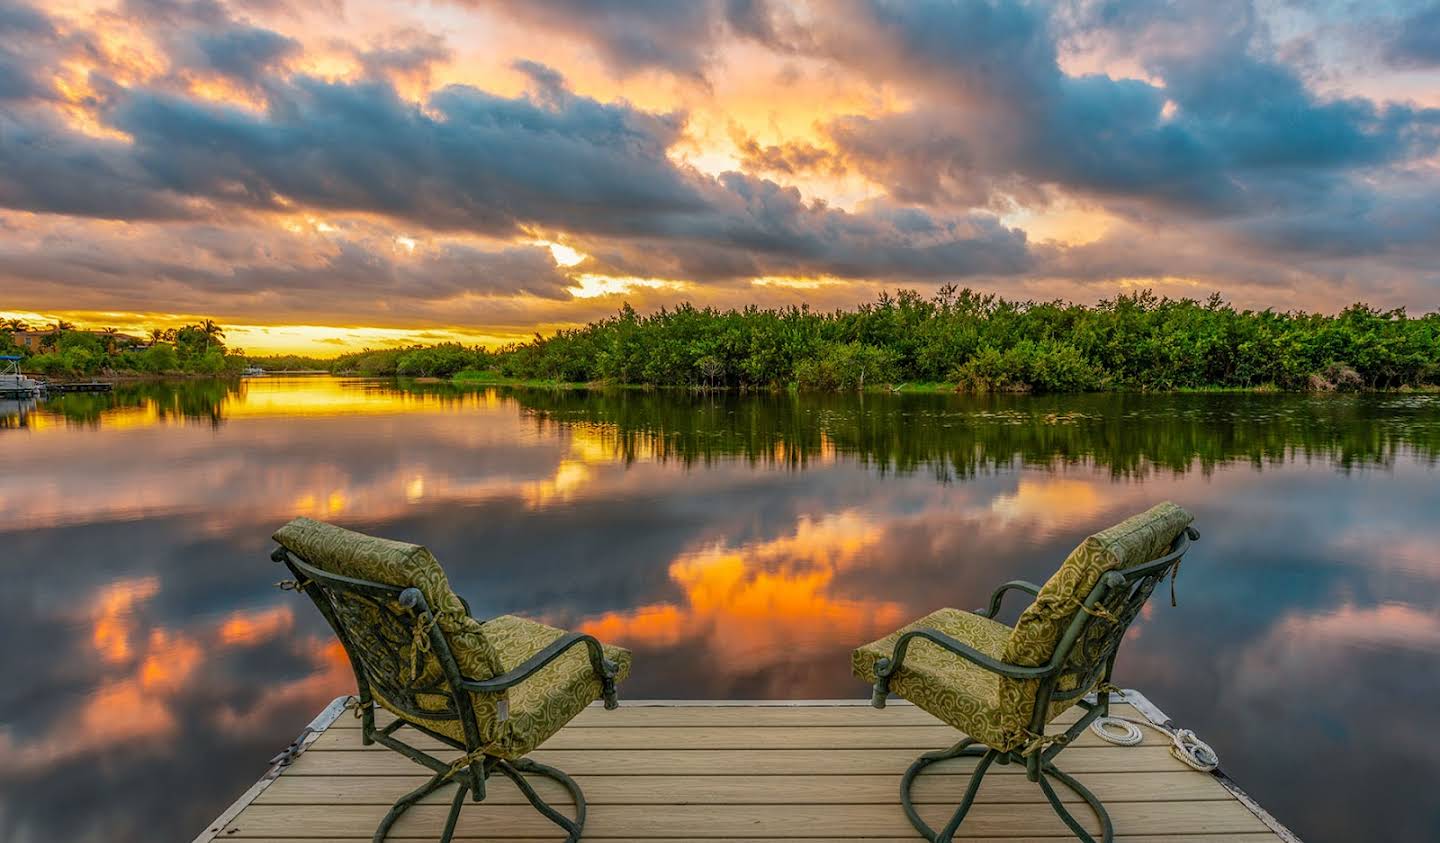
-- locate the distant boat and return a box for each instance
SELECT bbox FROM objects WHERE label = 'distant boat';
[0,355,45,398]
[242,366,267,377]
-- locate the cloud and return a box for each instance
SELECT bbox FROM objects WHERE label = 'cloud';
[1382,2,1440,67]
[1,42,1034,286]
[780,0,1440,217]
[0,1,67,102]
[457,0,726,79]
[122,0,301,90]
[0,217,577,322]
[1,0,1439,327]
[356,29,452,86]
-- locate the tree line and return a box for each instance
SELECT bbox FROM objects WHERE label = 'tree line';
[485,288,1440,392]
[16,288,1436,391]
[1,318,244,377]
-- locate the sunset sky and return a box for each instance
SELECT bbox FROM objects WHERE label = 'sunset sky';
[2,0,1438,354]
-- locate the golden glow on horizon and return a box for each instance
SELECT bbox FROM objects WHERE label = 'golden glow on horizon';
[751,275,845,290]
[537,241,588,267]
[567,274,689,299]
[1002,202,1118,247]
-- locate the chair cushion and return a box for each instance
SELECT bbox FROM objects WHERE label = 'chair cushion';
[274,518,631,758]
[852,607,1015,749]
[855,503,1194,752]
[996,502,1193,742]
[272,517,504,684]
[398,614,633,759]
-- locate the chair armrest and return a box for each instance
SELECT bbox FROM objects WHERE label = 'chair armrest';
[458,632,618,694]
[974,579,1042,619]
[874,627,1053,684]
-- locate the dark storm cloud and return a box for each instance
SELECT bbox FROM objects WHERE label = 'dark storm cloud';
[122,0,300,89]
[1383,2,1440,67]
[96,71,703,233]
[789,0,1440,218]
[0,38,1033,284]
[0,1,67,102]
[0,109,196,218]
[0,227,575,309]
[188,23,299,85]
[458,0,724,79]
[356,30,452,84]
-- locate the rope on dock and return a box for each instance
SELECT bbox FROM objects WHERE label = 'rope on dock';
[1089,714,1219,772]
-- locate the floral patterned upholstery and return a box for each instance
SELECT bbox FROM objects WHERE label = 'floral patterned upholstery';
[853,607,1015,748]
[273,517,631,760]
[853,502,1194,752]
[396,614,632,759]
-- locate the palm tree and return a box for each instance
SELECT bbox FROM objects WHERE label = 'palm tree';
[53,319,75,332]
[149,328,167,345]
[199,319,225,352]
[3,318,27,332]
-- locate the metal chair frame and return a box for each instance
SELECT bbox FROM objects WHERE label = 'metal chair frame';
[869,526,1199,843]
[272,546,619,843]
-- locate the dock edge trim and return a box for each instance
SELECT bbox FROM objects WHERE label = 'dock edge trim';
[1117,687,1304,843]
[190,694,352,843]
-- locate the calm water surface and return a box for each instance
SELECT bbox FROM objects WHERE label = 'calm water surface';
[2,378,1438,842]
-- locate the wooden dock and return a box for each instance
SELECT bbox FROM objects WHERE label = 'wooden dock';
[196,691,1298,842]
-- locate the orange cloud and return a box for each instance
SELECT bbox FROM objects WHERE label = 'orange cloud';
[92,577,162,664]
[218,605,296,646]
[579,512,909,666]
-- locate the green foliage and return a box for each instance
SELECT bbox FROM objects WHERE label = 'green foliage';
[0,319,245,378]
[795,342,899,391]
[491,388,1440,476]
[953,341,1102,393]
[242,353,332,371]
[396,343,487,377]
[481,289,1440,392]
[138,342,179,373]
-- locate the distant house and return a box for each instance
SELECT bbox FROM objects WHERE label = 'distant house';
[11,330,53,353]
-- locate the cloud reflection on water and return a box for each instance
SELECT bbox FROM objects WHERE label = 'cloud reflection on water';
[1,378,1438,841]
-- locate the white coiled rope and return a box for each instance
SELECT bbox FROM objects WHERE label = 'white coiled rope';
[1089,715,1219,772]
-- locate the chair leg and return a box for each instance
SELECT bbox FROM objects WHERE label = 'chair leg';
[439,781,466,843]
[900,739,995,843]
[901,741,1114,843]
[495,757,588,842]
[370,754,588,843]
[372,769,452,843]
[1036,761,1114,843]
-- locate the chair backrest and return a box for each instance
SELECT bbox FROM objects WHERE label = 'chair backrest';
[270,518,503,725]
[999,502,1196,731]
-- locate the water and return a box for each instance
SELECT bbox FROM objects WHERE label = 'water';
[2,377,1437,842]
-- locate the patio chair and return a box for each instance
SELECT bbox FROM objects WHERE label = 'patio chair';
[853,502,1198,843]
[271,517,630,843]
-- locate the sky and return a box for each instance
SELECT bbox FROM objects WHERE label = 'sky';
[1,0,1438,355]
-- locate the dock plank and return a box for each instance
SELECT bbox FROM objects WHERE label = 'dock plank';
[329,701,1141,729]
[309,717,1142,752]
[222,801,1268,838]
[285,745,1205,776]
[257,771,1233,805]
[206,699,1286,842]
